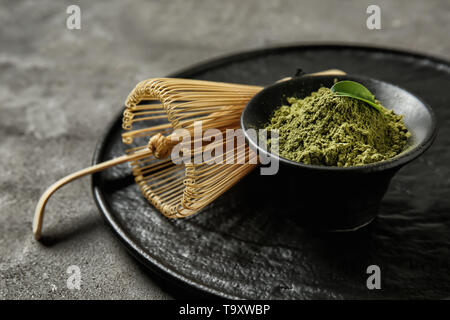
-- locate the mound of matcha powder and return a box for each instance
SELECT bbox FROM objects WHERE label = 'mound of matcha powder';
[265,87,410,167]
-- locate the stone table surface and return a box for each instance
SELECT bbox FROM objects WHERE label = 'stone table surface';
[0,0,449,299]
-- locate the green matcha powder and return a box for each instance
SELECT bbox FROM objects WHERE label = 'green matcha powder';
[265,87,410,167]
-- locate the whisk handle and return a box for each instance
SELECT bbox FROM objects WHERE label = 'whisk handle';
[276,69,346,83]
[33,149,151,240]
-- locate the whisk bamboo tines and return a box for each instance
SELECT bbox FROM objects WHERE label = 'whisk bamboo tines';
[33,69,345,240]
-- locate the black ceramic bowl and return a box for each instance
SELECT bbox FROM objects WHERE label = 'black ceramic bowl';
[241,75,437,231]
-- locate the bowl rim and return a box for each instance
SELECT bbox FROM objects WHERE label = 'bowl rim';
[241,74,438,173]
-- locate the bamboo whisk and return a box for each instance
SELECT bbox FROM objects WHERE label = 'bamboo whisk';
[33,70,345,240]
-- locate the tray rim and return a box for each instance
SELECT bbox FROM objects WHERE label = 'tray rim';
[91,42,450,300]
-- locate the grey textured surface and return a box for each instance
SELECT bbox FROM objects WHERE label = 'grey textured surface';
[0,0,449,299]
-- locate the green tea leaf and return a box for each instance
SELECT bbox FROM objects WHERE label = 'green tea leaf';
[331,81,375,102]
[331,80,383,113]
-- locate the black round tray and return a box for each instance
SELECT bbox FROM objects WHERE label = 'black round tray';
[92,44,450,299]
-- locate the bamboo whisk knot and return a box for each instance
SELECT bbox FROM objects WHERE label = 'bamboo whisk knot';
[148,133,178,159]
